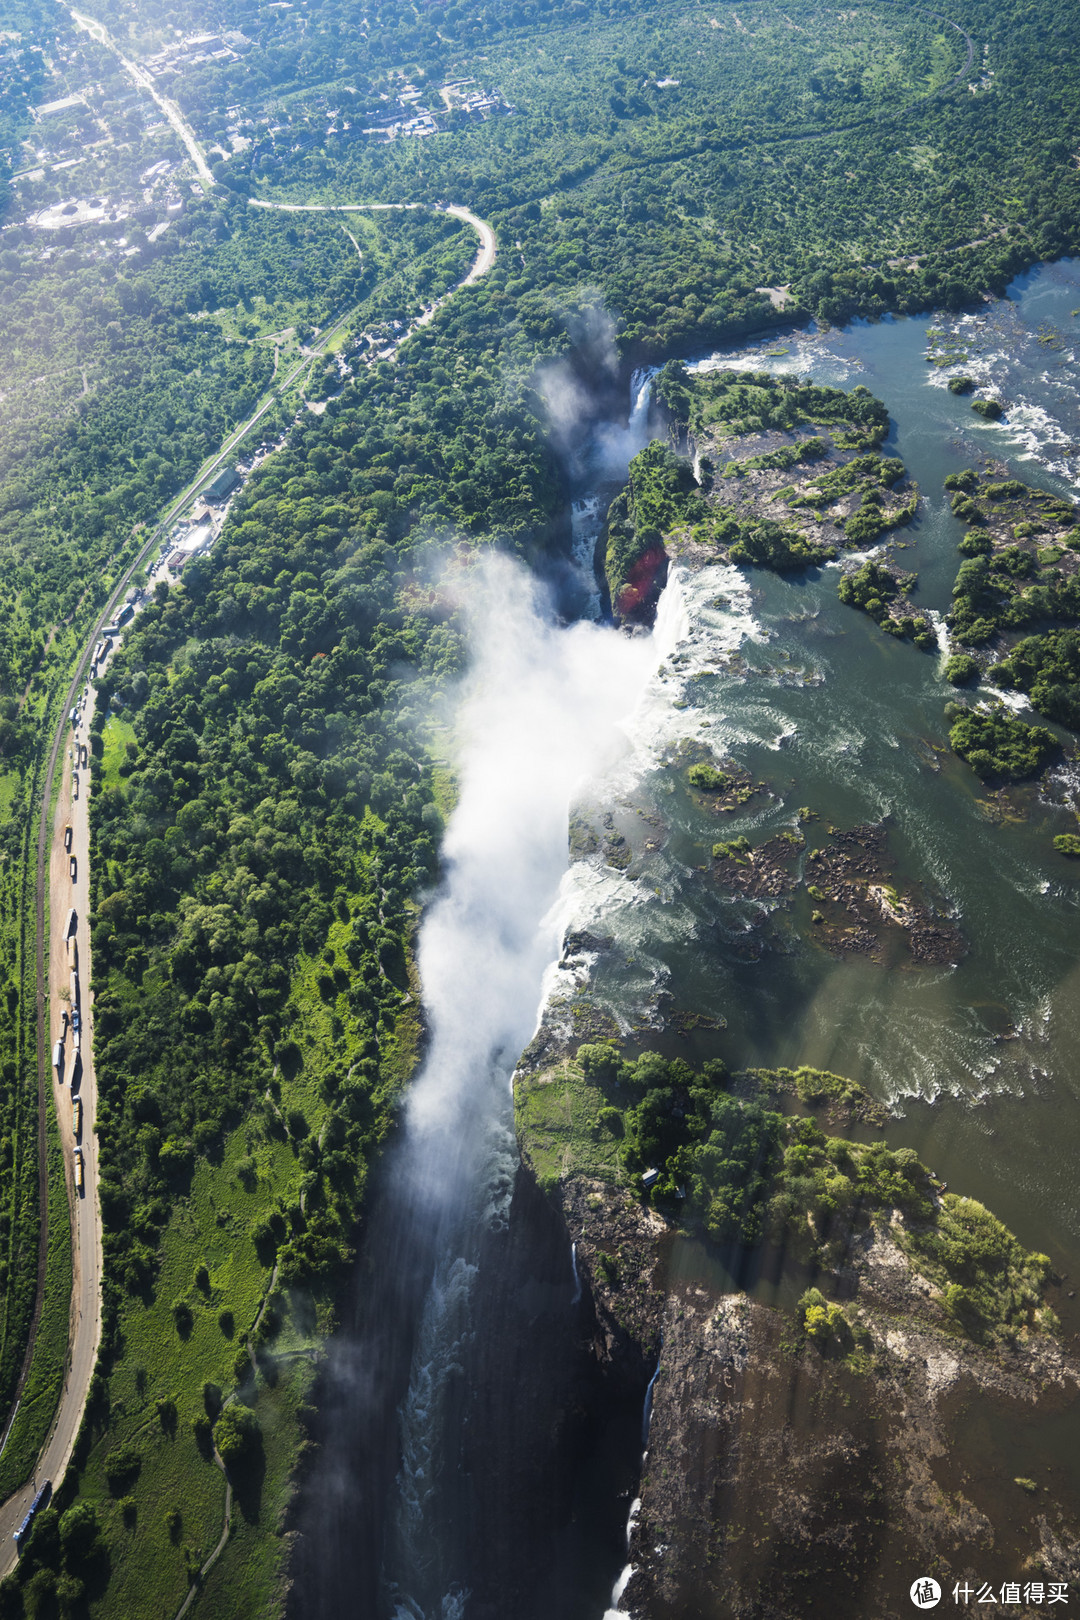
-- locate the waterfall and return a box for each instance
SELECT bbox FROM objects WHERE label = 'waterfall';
[602,1498,642,1619]
[600,1345,661,1620]
[641,1347,662,1447]
[570,367,660,618]
[382,554,663,1618]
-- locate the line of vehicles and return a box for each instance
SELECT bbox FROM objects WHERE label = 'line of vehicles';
[59,695,88,1205]
[53,907,86,1198]
[14,592,137,1547]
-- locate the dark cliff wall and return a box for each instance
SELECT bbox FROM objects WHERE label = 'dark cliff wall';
[461,1161,649,1620]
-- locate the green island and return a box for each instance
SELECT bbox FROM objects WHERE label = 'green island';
[836,558,935,648]
[604,366,920,610]
[938,468,1080,785]
[947,703,1060,783]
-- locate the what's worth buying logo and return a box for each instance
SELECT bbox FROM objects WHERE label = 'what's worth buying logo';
[911,1576,1069,1607]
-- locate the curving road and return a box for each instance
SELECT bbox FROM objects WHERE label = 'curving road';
[1,7,497,1581]
[248,198,497,324]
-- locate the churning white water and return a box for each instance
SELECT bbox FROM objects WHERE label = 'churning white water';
[385,555,661,1617]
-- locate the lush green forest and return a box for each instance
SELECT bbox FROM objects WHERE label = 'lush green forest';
[0,221,590,1619]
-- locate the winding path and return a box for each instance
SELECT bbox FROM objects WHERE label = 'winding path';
[0,7,496,1585]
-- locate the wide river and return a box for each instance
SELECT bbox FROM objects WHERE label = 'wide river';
[560,256,1080,1289]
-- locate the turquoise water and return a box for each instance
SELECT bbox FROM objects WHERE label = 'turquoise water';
[554,260,1080,1271]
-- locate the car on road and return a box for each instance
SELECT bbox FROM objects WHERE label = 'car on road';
[71,1007,81,1035]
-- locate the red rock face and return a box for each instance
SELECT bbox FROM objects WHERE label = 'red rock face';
[617,545,669,624]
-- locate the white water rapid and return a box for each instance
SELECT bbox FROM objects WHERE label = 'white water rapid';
[386,554,662,1619]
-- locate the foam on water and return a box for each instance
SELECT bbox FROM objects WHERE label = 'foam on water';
[614,563,763,764]
[927,609,951,669]
[687,334,860,387]
[984,687,1031,715]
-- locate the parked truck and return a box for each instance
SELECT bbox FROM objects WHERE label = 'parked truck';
[73,1147,83,1193]
[64,824,72,852]
[72,1096,82,1138]
[52,1039,62,1072]
[63,907,77,940]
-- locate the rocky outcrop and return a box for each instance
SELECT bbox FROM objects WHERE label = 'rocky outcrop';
[544,1169,1080,1620]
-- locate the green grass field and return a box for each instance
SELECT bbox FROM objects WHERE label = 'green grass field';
[99,717,137,792]
[515,1058,625,1187]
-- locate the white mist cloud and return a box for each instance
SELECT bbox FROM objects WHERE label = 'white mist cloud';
[386,556,662,1616]
[400,553,658,1208]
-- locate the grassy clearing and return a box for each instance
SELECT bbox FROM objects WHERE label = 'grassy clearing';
[428,763,458,825]
[76,1125,306,1618]
[0,1100,72,1500]
[515,1057,625,1188]
[194,1359,314,1620]
[99,715,137,791]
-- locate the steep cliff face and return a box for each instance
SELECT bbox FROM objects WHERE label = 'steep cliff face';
[544,1168,1080,1620]
[457,1162,648,1620]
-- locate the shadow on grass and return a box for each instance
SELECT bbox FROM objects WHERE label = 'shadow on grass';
[228,1439,266,1527]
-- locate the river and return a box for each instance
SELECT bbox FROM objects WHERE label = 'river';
[560,260,1080,1276]
[295,258,1080,1618]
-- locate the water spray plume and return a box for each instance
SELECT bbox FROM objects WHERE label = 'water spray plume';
[386,553,660,1615]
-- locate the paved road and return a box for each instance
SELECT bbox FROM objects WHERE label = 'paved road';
[0,694,102,1568]
[248,197,497,315]
[68,7,214,187]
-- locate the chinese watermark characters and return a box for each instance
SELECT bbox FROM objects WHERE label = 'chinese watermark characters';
[949,1581,1068,1606]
